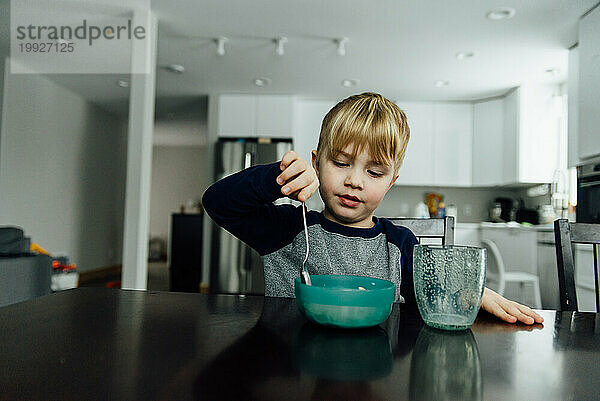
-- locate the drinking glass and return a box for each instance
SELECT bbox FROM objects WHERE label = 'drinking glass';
[413,244,486,330]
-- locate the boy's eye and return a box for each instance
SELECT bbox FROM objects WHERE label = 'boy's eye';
[368,170,384,177]
[333,160,349,167]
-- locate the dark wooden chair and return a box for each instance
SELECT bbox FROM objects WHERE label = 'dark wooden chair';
[386,216,455,245]
[554,219,600,311]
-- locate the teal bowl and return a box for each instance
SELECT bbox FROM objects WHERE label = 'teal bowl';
[294,275,396,329]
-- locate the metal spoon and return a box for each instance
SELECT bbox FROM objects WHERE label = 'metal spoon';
[301,202,312,285]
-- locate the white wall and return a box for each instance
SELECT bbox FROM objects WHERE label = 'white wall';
[149,146,211,240]
[0,3,7,129]
[149,97,210,250]
[0,71,127,272]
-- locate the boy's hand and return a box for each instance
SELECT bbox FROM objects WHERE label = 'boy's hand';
[277,150,319,202]
[480,287,544,325]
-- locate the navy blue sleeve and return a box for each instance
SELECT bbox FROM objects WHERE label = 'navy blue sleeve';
[202,162,304,256]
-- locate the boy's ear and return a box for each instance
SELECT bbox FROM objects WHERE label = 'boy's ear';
[311,150,319,176]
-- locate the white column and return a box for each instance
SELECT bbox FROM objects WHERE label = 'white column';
[121,9,157,290]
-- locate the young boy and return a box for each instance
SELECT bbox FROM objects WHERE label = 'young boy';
[203,92,543,325]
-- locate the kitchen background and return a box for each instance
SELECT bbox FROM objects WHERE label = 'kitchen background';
[0,1,599,310]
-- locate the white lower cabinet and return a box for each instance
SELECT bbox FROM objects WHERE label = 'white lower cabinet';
[481,228,596,311]
[454,224,481,247]
[481,226,538,275]
[480,226,539,307]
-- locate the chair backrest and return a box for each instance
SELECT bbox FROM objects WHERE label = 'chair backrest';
[480,239,506,295]
[386,216,454,245]
[554,219,600,312]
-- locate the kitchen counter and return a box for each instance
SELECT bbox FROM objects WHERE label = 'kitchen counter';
[478,221,555,231]
[1,288,600,400]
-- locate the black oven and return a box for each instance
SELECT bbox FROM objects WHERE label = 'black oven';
[577,162,600,223]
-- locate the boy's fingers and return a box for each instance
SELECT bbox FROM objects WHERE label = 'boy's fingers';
[280,150,298,171]
[517,303,544,323]
[297,180,319,202]
[506,303,534,325]
[490,303,518,323]
[277,159,306,185]
[281,170,315,196]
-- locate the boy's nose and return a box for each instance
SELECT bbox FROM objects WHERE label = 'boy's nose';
[344,170,363,189]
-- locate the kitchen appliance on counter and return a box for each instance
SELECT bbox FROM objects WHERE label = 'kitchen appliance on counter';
[210,138,293,295]
[577,162,600,223]
[514,199,540,225]
[489,197,516,222]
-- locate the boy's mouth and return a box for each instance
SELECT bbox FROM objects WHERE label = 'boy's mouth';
[337,194,363,207]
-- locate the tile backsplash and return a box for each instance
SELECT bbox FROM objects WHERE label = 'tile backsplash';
[375,185,549,223]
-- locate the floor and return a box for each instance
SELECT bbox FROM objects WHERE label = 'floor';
[79,262,170,291]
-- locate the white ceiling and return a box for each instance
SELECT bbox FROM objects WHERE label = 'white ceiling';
[5,0,599,115]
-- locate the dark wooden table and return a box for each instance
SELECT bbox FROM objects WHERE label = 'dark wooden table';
[1,288,599,401]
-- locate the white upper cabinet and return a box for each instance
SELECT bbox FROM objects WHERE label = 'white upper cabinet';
[473,99,504,186]
[433,103,473,187]
[256,96,295,138]
[216,94,295,138]
[568,46,580,168]
[395,102,435,186]
[502,86,562,184]
[471,85,562,186]
[518,85,561,183]
[502,89,519,184]
[217,95,256,137]
[578,6,600,160]
[395,102,471,186]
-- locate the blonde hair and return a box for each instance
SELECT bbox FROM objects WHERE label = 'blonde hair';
[316,92,410,174]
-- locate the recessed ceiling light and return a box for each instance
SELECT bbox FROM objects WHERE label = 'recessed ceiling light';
[486,7,516,20]
[434,80,449,87]
[165,64,185,74]
[254,77,272,87]
[117,79,129,88]
[341,79,359,87]
[545,68,560,77]
[456,51,475,60]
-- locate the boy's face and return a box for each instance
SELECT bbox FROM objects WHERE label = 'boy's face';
[312,144,398,228]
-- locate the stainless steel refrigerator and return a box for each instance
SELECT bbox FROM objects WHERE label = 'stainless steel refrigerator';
[210,138,294,295]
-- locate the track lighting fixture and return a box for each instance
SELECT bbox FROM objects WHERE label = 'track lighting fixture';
[215,37,228,56]
[335,37,349,56]
[275,36,288,56]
